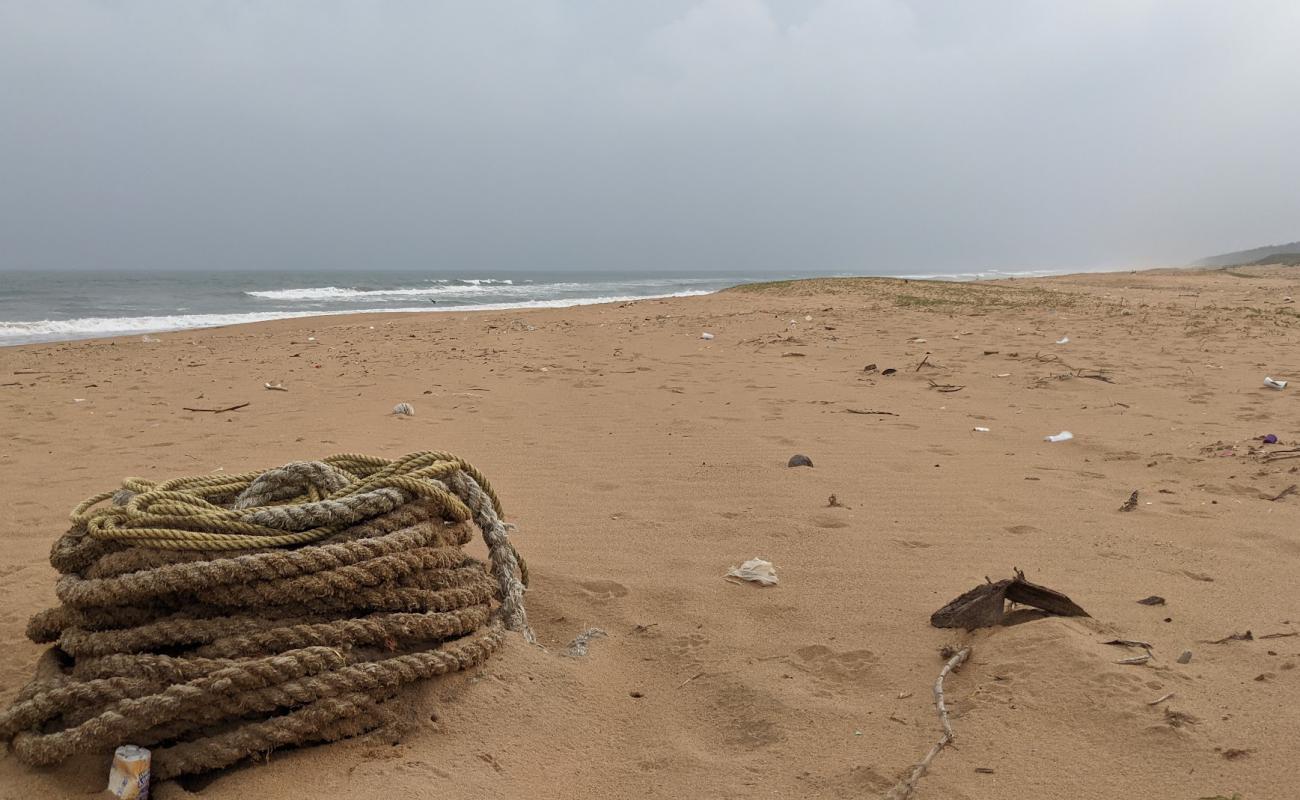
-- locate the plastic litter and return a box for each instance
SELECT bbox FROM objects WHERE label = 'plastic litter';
[392,402,415,416]
[1262,434,1279,444]
[1264,377,1288,390]
[140,335,160,343]
[1055,336,1070,345]
[700,332,715,340]
[106,745,150,800]
[726,558,778,586]
[973,427,990,432]
[1045,431,1074,443]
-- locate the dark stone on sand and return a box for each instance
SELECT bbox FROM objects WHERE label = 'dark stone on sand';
[788,454,814,468]
[1137,595,1166,606]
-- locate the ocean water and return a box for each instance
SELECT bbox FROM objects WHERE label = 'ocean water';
[0,270,780,346]
[0,267,1065,347]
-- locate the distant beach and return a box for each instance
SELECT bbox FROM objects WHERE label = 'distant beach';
[0,267,1070,346]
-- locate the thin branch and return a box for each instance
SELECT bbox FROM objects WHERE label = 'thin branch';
[182,402,250,414]
[886,646,971,800]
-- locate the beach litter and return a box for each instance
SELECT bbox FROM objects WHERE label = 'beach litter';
[1262,434,1279,444]
[1119,490,1139,512]
[0,451,530,780]
[787,454,814,467]
[1264,377,1288,390]
[392,402,415,416]
[563,628,608,658]
[1045,431,1074,443]
[725,558,778,586]
[106,745,150,800]
[701,332,715,340]
[931,569,1088,629]
[881,368,898,376]
[264,382,288,392]
[973,427,990,432]
[1055,336,1070,344]
[1137,595,1167,606]
[863,363,877,373]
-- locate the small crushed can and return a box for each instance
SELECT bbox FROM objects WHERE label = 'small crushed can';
[106,745,151,800]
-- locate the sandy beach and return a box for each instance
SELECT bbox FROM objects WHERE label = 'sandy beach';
[2,266,1299,799]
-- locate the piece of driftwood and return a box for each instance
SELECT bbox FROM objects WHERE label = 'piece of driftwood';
[931,569,1088,629]
[884,646,971,800]
[845,408,898,416]
[181,402,250,413]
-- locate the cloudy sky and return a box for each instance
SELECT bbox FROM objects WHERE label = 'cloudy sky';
[2,1,1297,274]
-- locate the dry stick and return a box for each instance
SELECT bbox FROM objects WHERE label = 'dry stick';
[886,646,971,800]
[914,353,931,372]
[845,409,898,416]
[181,402,250,414]
[1268,484,1297,502]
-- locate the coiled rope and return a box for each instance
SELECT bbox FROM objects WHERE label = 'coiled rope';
[0,451,531,779]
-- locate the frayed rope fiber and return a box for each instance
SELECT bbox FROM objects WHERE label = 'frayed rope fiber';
[1,451,531,779]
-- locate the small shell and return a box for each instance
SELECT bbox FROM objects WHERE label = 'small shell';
[787,454,813,468]
[393,402,415,416]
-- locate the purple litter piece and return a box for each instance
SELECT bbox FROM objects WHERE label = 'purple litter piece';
[1263,434,1278,444]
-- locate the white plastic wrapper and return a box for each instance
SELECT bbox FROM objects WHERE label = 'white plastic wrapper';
[1045,431,1074,443]
[726,558,778,586]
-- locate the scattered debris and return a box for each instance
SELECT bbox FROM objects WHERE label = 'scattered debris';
[931,569,1088,629]
[1258,631,1299,639]
[914,353,931,372]
[264,382,288,392]
[881,368,897,376]
[701,332,715,340]
[975,767,996,775]
[676,672,705,689]
[787,454,814,468]
[781,351,806,357]
[845,408,898,416]
[1263,377,1288,390]
[1205,631,1253,644]
[1044,431,1074,443]
[1116,655,1151,665]
[181,403,250,414]
[1147,692,1174,706]
[392,403,415,416]
[927,380,964,393]
[1055,336,1070,345]
[973,427,990,433]
[885,646,971,800]
[863,363,878,373]
[1074,370,1115,383]
[827,494,846,508]
[1221,748,1252,761]
[982,350,999,356]
[563,628,607,658]
[1119,490,1139,512]
[1177,651,1192,664]
[1137,595,1167,606]
[1261,434,1279,444]
[725,558,778,586]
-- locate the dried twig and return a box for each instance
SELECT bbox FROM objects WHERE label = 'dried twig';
[927,380,965,393]
[1257,631,1298,640]
[914,353,931,372]
[1147,692,1174,705]
[181,402,250,414]
[845,409,898,416]
[885,646,971,800]
[1203,631,1253,644]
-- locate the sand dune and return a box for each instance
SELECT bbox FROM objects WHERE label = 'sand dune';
[2,267,1298,799]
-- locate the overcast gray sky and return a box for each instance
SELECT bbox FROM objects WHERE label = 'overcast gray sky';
[2,1,1297,274]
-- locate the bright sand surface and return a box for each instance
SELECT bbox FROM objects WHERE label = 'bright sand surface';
[2,267,1298,799]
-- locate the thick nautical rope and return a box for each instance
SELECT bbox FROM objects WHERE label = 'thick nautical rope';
[1,452,532,779]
